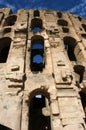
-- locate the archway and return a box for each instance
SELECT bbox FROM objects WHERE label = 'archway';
[63,36,77,61]
[0,37,11,63]
[29,91,51,130]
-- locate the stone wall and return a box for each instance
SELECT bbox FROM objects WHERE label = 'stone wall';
[0,8,86,130]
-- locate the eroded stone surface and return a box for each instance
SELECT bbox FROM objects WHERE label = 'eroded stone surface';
[0,8,85,130]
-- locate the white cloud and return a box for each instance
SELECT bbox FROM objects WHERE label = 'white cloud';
[6,3,16,11]
[68,0,86,18]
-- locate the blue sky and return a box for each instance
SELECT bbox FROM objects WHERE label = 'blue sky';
[0,0,86,18]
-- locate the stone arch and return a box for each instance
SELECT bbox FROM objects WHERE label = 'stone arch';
[3,15,17,26]
[28,89,51,130]
[0,124,12,130]
[74,65,85,83]
[82,24,86,32]
[63,36,77,61]
[58,19,68,26]
[31,18,42,32]
[30,35,45,71]
[34,10,40,17]
[0,37,11,63]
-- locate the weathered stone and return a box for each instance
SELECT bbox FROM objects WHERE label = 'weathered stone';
[57,88,77,97]
[63,124,85,130]
[11,65,20,71]
[51,100,59,115]
[62,118,84,125]
[0,8,85,130]
[58,97,85,118]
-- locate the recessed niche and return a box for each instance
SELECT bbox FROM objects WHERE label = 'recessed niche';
[34,10,40,17]
[62,27,69,33]
[57,12,62,18]
[58,19,68,26]
[31,18,42,32]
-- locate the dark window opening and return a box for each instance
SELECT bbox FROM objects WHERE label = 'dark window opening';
[81,34,86,38]
[82,24,86,32]
[78,16,82,21]
[30,36,45,72]
[79,91,86,122]
[0,37,11,63]
[31,18,42,32]
[64,36,77,61]
[34,10,40,17]
[62,27,69,33]
[3,15,17,26]
[57,12,62,18]
[58,19,68,26]
[4,28,11,34]
[0,124,12,130]
[29,93,51,130]
[74,65,85,83]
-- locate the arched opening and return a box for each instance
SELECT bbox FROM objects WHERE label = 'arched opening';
[30,35,45,71]
[79,91,86,122]
[31,18,42,32]
[74,65,85,83]
[34,10,40,17]
[3,15,17,26]
[57,12,62,18]
[29,91,51,130]
[63,36,77,61]
[0,124,12,130]
[82,24,86,32]
[58,19,68,26]
[0,37,11,63]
